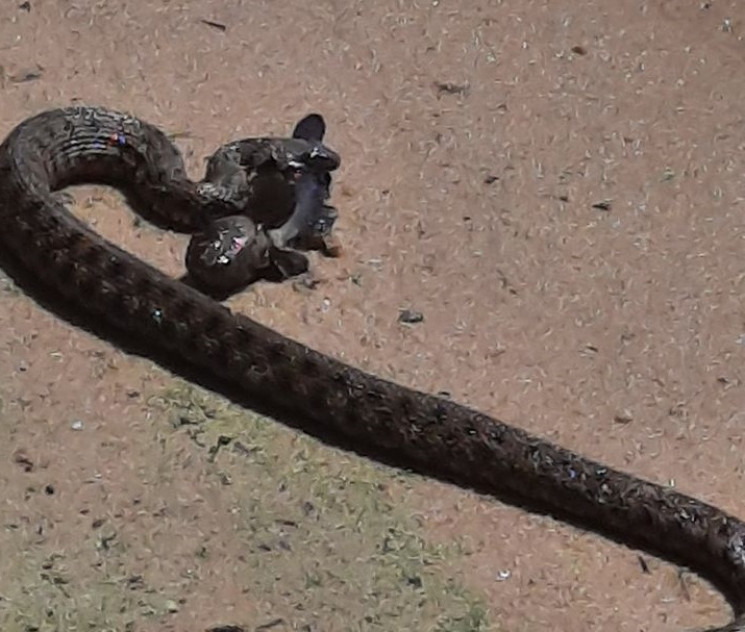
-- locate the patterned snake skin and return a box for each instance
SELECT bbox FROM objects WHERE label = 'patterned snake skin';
[1,105,745,631]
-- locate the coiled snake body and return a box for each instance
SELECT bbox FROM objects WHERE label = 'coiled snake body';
[1,105,744,631]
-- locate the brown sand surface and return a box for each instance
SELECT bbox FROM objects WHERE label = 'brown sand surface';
[2,2,745,631]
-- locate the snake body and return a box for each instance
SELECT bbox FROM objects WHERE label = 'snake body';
[1,105,745,631]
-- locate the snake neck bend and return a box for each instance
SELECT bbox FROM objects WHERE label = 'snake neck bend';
[1,105,745,632]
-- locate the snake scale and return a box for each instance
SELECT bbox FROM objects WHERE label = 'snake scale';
[1,105,744,632]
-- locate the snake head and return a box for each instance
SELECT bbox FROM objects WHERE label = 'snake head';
[284,140,340,174]
[279,113,340,174]
[288,113,340,173]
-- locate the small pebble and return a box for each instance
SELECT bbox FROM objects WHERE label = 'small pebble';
[165,600,180,613]
[322,234,343,258]
[613,411,633,425]
[398,309,424,324]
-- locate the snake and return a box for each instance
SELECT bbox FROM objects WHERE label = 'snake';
[183,112,341,297]
[0,104,744,632]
